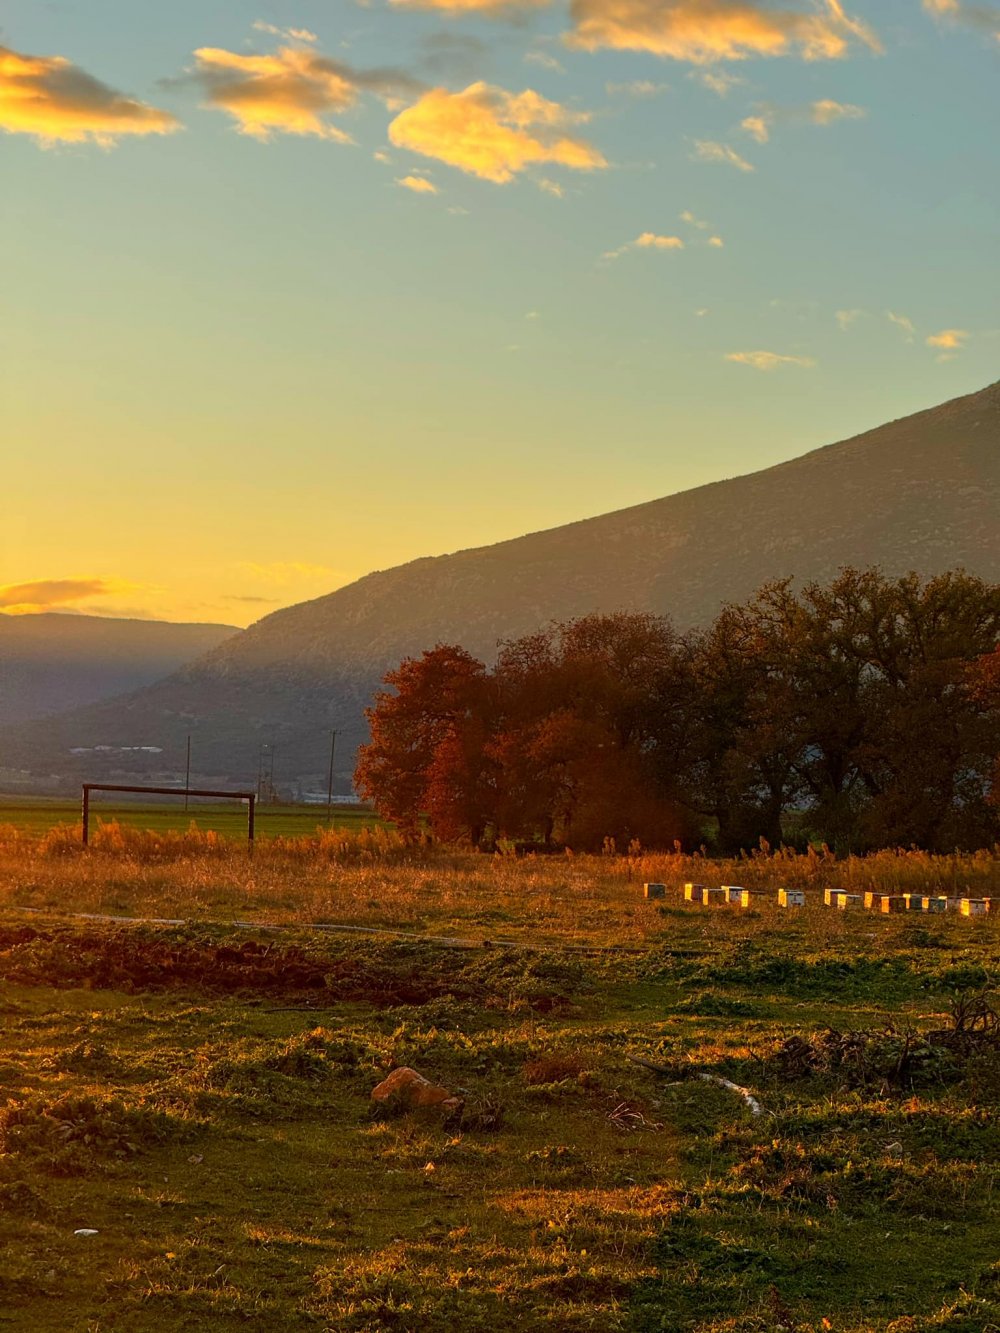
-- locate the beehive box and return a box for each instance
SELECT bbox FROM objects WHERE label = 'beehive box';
[837,893,862,910]
[700,887,727,906]
[921,896,947,913]
[863,891,881,910]
[721,885,746,903]
[902,894,926,911]
[778,889,805,908]
[738,890,754,908]
[643,883,666,900]
[824,888,845,907]
[684,883,705,902]
[946,897,965,911]
[961,899,989,917]
[879,896,906,914]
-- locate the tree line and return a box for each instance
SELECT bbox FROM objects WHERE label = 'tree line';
[354,568,1000,854]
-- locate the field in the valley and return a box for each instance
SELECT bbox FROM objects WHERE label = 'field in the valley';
[0,828,999,1331]
[0,797,381,843]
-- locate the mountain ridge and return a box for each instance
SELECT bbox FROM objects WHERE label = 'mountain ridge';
[0,613,238,730]
[3,380,998,790]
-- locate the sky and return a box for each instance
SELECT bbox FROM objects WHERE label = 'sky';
[1,0,998,625]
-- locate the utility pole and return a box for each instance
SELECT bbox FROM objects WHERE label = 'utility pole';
[184,734,191,812]
[326,731,337,824]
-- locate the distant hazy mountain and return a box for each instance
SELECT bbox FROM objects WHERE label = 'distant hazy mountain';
[0,614,238,727]
[4,381,998,790]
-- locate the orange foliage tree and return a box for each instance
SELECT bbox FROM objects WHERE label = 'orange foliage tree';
[355,574,1000,853]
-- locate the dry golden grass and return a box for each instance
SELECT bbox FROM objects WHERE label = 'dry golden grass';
[0,823,998,949]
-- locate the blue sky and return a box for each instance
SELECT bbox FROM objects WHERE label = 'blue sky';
[1,0,997,622]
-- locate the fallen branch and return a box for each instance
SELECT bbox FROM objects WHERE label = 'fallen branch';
[628,1055,765,1117]
[695,1073,764,1117]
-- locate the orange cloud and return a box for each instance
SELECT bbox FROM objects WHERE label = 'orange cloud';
[192,46,356,141]
[566,0,880,62]
[0,44,179,145]
[604,232,685,258]
[388,83,606,183]
[190,45,420,141]
[742,114,770,142]
[397,173,439,193]
[926,328,970,351]
[0,577,142,614]
[726,350,816,369]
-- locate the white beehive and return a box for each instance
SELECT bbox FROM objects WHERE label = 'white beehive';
[961,899,989,917]
[684,883,705,902]
[778,889,805,908]
[946,897,965,911]
[721,885,746,903]
[824,888,844,907]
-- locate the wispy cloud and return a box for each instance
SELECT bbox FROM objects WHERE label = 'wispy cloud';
[726,350,816,370]
[923,0,1000,40]
[690,68,745,96]
[525,50,568,73]
[388,82,606,183]
[742,114,770,143]
[234,561,339,584]
[603,231,685,259]
[836,308,865,330]
[0,43,179,145]
[188,43,420,141]
[680,208,709,229]
[741,98,866,141]
[0,577,143,614]
[887,310,917,341]
[605,78,669,96]
[566,0,880,62]
[251,22,319,44]
[811,97,867,123]
[680,210,724,245]
[692,139,755,171]
[397,173,438,193]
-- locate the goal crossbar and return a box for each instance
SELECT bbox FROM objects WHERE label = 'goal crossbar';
[81,783,256,849]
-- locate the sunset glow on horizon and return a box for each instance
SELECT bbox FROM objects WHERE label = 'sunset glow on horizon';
[3,0,998,625]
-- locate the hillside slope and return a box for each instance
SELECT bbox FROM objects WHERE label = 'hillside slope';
[0,615,238,727]
[4,381,998,790]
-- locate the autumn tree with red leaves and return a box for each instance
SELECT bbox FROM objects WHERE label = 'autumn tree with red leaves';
[355,573,1000,853]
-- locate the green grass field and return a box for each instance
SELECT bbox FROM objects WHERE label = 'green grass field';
[0,797,381,842]
[0,836,999,1330]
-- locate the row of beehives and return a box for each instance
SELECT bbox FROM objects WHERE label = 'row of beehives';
[642,882,993,916]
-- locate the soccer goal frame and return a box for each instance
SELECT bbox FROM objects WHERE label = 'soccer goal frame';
[81,783,257,849]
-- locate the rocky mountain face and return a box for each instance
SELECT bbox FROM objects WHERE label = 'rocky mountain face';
[0,614,237,727]
[3,381,998,791]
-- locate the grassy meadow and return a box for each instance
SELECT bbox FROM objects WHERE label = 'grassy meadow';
[0,823,999,1330]
[0,798,381,843]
